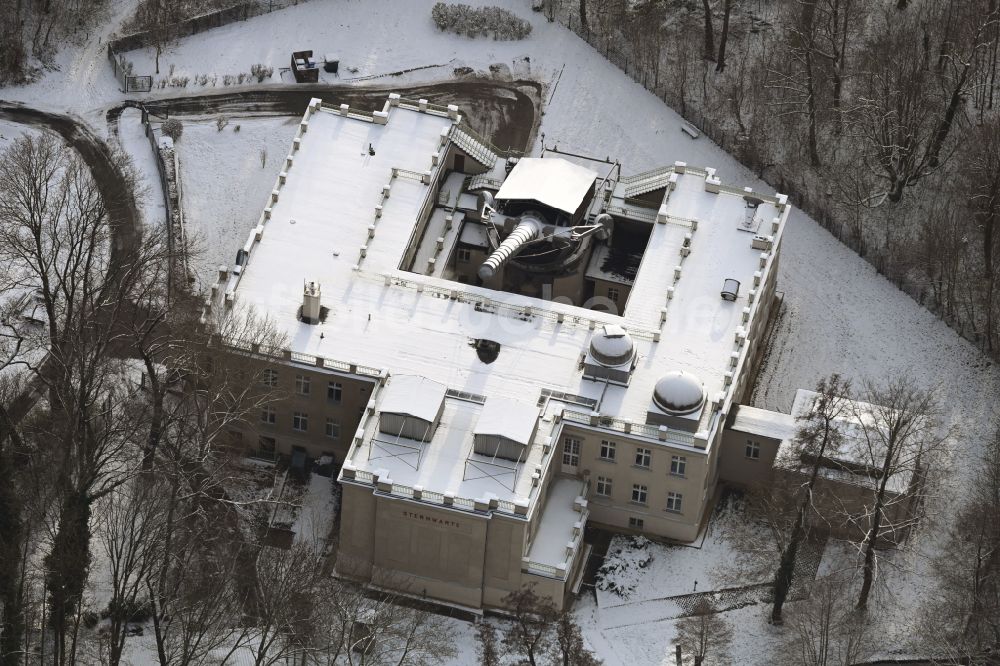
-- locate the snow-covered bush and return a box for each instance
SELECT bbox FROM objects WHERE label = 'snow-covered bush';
[430,3,532,40]
[596,535,653,599]
[250,63,274,82]
[161,118,183,142]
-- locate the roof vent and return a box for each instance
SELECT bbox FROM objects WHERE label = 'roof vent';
[301,281,323,324]
[721,278,740,302]
[652,371,706,416]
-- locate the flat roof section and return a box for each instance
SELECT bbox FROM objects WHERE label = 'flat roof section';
[496,157,598,214]
[379,375,446,422]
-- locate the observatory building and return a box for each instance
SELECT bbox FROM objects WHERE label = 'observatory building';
[207,94,790,612]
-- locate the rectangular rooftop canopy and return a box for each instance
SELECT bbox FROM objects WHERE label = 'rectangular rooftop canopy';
[379,375,447,422]
[495,157,598,215]
[474,396,540,446]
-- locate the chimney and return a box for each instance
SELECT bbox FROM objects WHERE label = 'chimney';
[302,281,322,324]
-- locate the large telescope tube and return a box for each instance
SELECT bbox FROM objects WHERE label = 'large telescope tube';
[478,215,543,281]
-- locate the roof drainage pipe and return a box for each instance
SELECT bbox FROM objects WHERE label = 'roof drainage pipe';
[478,214,543,281]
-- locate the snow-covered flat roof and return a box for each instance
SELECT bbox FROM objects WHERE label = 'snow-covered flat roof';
[495,157,597,214]
[379,374,446,422]
[474,396,539,445]
[729,404,798,441]
[219,95,790,499]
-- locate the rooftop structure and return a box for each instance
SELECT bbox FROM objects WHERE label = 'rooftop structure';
[210,94,791,612]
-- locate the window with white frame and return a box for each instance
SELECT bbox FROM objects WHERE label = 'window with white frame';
[666,491,683,513]
[600,440,617,461]
[325,418,340,439]
[608,286,620,303]
[563,437,581,467]
[631,484,648,505]
[670,455,687,476]
[746,440,761,459]
[292,412,308,432]
[634,447,651,468]
[596,476,613,497]
[261,369,278,388]
[327,381,342,402]
[260,406,276,424]
[629,517,644,529]
[456,248,471,263]
[295,374,310,396]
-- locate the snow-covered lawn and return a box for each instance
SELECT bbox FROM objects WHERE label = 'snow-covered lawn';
[171,115,300,287]
[596,504,767,609]
[115,108,167,231]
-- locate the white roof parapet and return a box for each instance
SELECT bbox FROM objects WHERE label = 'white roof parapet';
[474,396,540,446]
[495,157,598,214]
[379,375,446,422]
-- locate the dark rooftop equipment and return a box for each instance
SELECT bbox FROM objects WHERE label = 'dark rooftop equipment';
[291,50,319,83]
[721,278,741,301]
[324,54,339,74]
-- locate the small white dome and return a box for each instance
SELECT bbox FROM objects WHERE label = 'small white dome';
[653,371,705,415]
[589,324,634,367]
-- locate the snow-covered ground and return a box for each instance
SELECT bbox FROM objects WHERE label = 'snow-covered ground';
[3,0,999,663]
[171,115,300,286]
[115,108,167,231]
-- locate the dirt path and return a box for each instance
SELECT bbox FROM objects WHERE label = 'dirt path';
[106,78,542,153]
[0,102,141,262]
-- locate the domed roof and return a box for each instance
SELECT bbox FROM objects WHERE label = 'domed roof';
[653,371,706,415]
[589,324,635,367]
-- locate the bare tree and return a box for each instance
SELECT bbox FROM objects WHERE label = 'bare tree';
[701,0,716,61]
[475,621,501,666]
[781,574,872,665]
[850,374,944,610]
[924,422,1000,662]
[772,374,852,625]
[676,599,733,666]
[500,587,557,666]
[548,609,602,666]
[715,0,734,72]
[97,477,165,666]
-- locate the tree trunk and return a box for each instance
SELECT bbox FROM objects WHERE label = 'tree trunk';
[45,491,92,666]
[701,0,715,61]
[0,451,25,666]
[716,0,732,72]
[772,421,834,624]
[579,0,588,33]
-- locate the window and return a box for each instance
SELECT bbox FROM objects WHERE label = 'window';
[666,492,683,513]
[260,406,276,424]
[258,436,276,453]
[596,476,612,497]
[746,440,761,460]
[563,437,581,467]
[634,447,651,468]
[599,440,617,461]
[261,369,278,387]
[456,247,471,263]
[292,411,308,432]
[631,484,648,505]
[327,381,342,403]
[295,374,310,396]
[670,455,687,477]
[629,517,644,529]
[607,287,620,303]
[325,418,340,439]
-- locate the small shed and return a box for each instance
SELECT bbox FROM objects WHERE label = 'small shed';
[473,397,539,461]
[378,375,447,442]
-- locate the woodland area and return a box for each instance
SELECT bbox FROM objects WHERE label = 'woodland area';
[547,0,1000,357]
